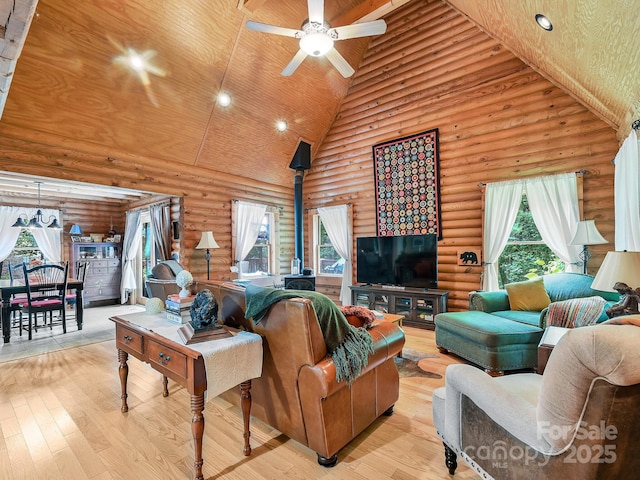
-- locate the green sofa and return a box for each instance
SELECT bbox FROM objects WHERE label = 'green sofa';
[434,273,619,373]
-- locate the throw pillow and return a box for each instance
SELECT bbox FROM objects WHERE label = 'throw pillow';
[339,305,377,328]
[546,296,607,328]
[505,277,551,311]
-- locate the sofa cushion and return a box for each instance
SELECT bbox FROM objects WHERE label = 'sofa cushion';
[505,277,551,311]
[491,310,541,326]
[542,272,620,302]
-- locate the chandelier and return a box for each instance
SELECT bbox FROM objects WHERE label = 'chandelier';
[12,181,62,229]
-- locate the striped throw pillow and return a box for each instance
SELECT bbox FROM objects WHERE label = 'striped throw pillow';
[546,296,607,328]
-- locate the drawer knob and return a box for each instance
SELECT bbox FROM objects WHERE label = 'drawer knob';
[158,352,171,365]
[123,335,133,343]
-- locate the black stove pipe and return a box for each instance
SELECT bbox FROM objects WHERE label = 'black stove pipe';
[293,170,304,269]
[289,141,311,271]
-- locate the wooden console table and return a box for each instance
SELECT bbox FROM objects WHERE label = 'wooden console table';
[110,312,263,480]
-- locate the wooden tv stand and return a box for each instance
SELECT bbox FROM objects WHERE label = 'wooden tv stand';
[350,285,449,330]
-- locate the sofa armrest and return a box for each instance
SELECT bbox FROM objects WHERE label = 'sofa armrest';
[469,290,510,313]
[299,322,404,397]
[441,364,550,453]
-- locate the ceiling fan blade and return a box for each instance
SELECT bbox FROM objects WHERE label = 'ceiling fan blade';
[329,19,387,40]
[325,48,355,78]
[246,21,301,38]
[308,0,324,24]
[281,49,308,76]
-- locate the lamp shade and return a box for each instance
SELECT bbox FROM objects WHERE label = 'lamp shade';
[196,231,220,249]
[69,224,83,235]
[570,220,608,246]
[591,251,640,292]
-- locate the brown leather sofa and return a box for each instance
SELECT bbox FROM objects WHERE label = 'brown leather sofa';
[193,280,405,466]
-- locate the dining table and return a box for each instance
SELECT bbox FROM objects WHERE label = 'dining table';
[0,278,84,343]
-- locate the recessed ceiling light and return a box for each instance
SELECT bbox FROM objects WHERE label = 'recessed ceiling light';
[276,120,287,132]
[217,92,231,107]
[535,14,553,31]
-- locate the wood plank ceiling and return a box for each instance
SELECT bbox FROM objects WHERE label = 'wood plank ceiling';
[0,0,638,197]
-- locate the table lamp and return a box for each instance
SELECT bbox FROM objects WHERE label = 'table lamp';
[569,220,608,274]
[69,224,83,235]
[591,250,640,317]
[195,231,220,280]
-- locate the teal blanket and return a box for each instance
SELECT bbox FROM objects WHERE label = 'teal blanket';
[245,284,374,385]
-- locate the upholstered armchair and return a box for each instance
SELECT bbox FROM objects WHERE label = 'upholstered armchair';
[145,260,183,299]
[433,321,640,479]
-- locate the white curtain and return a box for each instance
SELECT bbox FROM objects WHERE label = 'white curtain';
[30,208,62,263]
[525,173,581,273]
[318,205,352,305]
[234,201,267,278]
[614,129,640,251]
[121,210,142,303]
[149,202,172,261]
[0,206,24,262]
[483,181,523,291]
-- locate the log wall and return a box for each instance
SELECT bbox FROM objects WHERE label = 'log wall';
[305,0,620,311]
[0,134,295,283]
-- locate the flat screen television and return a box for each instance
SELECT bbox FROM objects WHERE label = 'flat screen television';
[356,234,438,289]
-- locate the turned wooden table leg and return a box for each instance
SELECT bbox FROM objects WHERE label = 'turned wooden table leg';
[191,393,205,480]
[162,375,169,397]
[118,349,129,413]
[240,380,252,456]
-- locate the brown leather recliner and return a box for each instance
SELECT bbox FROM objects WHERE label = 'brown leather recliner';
[193,281,405,466]
[145,260,183,299]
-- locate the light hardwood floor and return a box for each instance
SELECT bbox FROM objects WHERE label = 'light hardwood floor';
[0,309,477,479]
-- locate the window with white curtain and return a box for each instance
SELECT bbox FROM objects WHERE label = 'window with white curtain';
[483,172,582,290]
[231,201,280,277]
[313,215,344,276]
[498,193,564,287]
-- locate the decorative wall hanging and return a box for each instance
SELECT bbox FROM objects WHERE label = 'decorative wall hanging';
[372,128,441,238]
[457,248,481,266]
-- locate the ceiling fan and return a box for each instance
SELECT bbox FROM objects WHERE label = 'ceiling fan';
[246,0,387,78]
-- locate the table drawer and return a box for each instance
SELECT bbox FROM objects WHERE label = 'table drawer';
[116,325,144,354]
[147,340,188,378]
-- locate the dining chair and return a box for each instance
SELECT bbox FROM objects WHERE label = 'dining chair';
[7,261,28,330]
[65,260,88,317]
[20,262,69,340]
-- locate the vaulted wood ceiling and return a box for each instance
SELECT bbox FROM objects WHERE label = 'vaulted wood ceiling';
[0,0,638,197]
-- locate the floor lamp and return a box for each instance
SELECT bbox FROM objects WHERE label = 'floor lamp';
[196,231,220,280]
[569,220,607,274]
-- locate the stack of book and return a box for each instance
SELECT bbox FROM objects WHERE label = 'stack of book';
[166,294,195,324]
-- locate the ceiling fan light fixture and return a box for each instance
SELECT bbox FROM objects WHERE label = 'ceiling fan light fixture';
[300,33,333,57]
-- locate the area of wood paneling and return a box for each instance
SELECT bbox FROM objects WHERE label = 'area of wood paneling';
[446,0,640,139]
[1,0,373,187]
[306,0,619,311]
[0,135,295,283]
[0,192,126,265]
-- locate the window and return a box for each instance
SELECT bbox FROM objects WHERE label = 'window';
[242,212,274,275]
[5,229,46,271]
[497,195,564,287]
[313,215,345,276]
[141,213,155,281]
